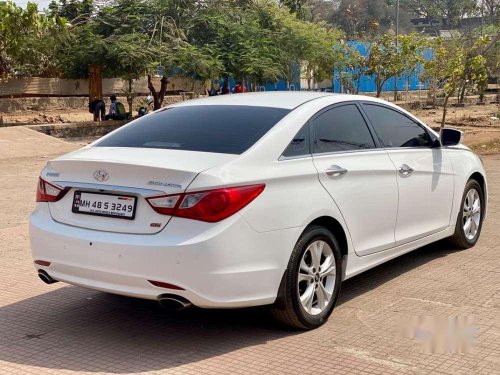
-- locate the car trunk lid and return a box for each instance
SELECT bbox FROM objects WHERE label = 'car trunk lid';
[44,147,236,234]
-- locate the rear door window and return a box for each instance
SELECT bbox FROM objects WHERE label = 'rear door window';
[311,104,376,154]
[96,105,290,155]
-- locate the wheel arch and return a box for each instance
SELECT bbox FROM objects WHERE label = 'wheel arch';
[469,171,487,212]
[304,216,349,258]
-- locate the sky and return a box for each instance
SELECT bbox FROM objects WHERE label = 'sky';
[14,1,52,9]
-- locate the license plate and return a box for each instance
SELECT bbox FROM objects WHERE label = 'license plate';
[72,191,137,220]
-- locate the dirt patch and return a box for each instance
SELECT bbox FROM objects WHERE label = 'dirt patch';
[26,120,127,139]
[405,103,500,153]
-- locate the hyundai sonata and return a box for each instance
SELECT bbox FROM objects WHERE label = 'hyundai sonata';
[30,92,487,329]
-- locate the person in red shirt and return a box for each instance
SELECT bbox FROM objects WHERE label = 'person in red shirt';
[233,81,248,93]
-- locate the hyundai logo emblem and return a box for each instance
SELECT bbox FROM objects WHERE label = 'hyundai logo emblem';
[93,169,109,182]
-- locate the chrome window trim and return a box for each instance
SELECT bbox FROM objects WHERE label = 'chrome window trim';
[383,146,435,151]
[279,147,387,161]
[311,148,388,158]
[278,154,313,161]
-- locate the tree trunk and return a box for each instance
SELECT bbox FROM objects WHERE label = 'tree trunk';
[458,84,466,104]
[458,59,472,104]
[127,78,133,117]
[355,73,361,94]
[376,80,383,98]
[441,95,450,128]
[148,75,169,110]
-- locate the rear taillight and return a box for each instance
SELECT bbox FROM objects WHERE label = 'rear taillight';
[36,177,66,202]
[146,184,265,222]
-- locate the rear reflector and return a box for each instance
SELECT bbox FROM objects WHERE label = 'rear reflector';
[146,184,265,222]
[34,260,51,267]
[148,280,185,290]
[36,177,66,202]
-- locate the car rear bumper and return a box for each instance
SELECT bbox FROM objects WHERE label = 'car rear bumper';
[29,204,301,308]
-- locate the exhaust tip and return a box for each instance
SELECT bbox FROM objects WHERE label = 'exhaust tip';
[38,269,58,284]
[157,294,192,311]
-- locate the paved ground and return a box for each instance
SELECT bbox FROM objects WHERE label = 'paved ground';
[0,127,499,375]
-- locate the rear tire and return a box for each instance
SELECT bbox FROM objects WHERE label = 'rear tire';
[449,179,484,249]
[271,225,342,330]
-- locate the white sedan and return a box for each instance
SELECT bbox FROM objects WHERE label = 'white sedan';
[30,93,487,329]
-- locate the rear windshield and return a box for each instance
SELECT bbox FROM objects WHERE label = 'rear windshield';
[95,105,290,154]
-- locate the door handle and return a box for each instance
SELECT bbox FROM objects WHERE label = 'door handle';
[326,165,348,177]
[398,164,414,176]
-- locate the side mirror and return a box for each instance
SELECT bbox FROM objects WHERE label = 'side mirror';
[440,128,463,146]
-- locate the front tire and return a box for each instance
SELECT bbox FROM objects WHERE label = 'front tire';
[271,225,342,330]
[449,179,484,249]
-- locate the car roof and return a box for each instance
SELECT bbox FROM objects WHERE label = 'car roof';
[171,92,391,110]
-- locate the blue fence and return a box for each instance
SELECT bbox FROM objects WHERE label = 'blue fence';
[332,41,433,93]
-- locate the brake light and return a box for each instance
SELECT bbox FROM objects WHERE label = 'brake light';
[36,177,66,202]
[146,184,265,222]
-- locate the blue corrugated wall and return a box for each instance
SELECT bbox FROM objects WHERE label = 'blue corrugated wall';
[204,40,433,93]
[332,41,433,93]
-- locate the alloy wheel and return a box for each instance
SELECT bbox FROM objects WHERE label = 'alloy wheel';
[463,188,481,241]
[298,240,336,315]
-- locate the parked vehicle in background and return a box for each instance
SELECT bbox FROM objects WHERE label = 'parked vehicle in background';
[30,93,487,329]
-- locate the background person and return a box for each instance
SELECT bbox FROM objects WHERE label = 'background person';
[221,81,230,95]
[105,95,128,120]
[88,97,105,121]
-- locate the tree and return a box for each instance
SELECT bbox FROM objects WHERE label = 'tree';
[0,1,67,77]
[365,33,425,97]
[271,3,343,90]
[175,44,223,91]
[483,0,499,17]
[422,36,489,127]
[456,27,499,103]
[279,0,310,19]
[48,0,95,23]
[329,0,414,39]
[470,54,489,103]
[336,43,367,94]
[105,33,157,115]
[422,38,465,127]
[402,0,478,30]
[300,22,344,90]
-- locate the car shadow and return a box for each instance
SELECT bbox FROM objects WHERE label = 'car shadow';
[0,240,458,373]
[338,239,458,306]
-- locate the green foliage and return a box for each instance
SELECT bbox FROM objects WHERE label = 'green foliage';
[422,35,490,127]
[329,0,414,39]
[402,0,478,28]
[0,1,68,77]
[335,43,367,93]
[3,0,494,101]
[366,33,427,97]
[48,0,95,23]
